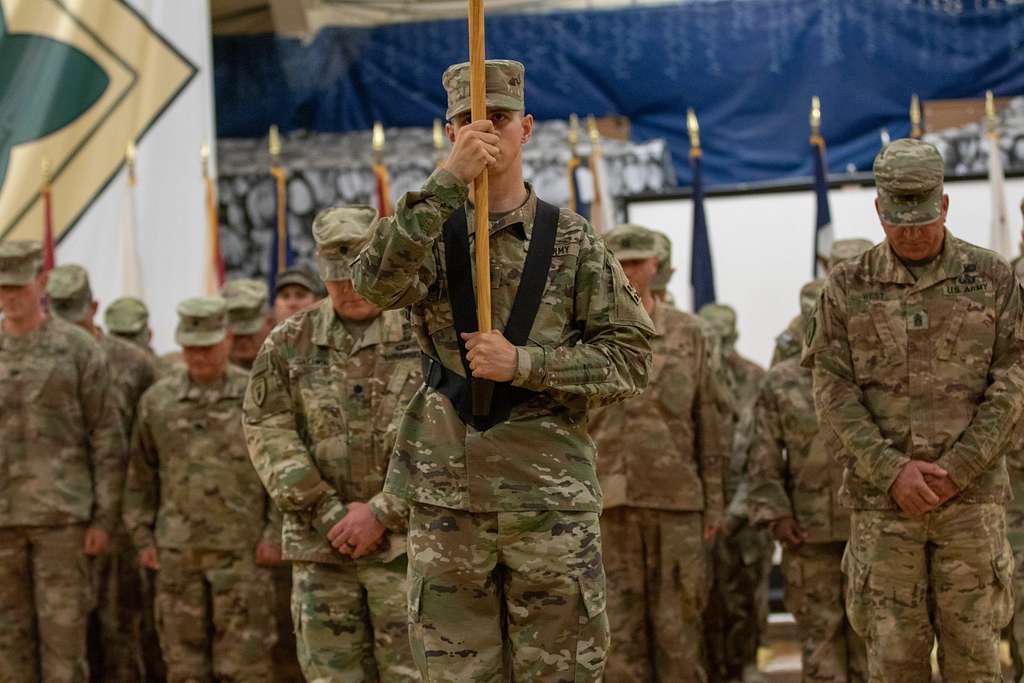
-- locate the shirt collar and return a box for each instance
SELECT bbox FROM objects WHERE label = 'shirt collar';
[311,297,386,354]
[466,182,537,241]
[875,229,961,290]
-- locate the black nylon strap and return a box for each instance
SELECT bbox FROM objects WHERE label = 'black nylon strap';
[424,199,560,431]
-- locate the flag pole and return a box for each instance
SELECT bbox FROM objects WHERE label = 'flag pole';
[41,158,55,273]
[468,0,493,416]
[910,94,922,139]
[268,125,288,297]
[202,143,224,293]
[566,113,581,213]
[372,122,393,216]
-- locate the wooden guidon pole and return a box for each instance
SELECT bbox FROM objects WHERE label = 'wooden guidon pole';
[468,0,490,334]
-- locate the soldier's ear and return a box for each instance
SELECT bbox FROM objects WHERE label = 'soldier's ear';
[520,113,534,144]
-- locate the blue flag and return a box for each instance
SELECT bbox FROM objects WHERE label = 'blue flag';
[811,137,833,277]
[690,151,716,311]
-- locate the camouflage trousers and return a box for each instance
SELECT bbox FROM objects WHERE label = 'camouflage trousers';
[0,524,90,683]
[88,529,144,682]
[601,507,710,683]
[782,541,867,683]
[291,555,418,682]
[1003,493,1024,683]
[407,503,609,683]
[844,503,1013,683]
[705,521,773,682]
[154,547,276,683]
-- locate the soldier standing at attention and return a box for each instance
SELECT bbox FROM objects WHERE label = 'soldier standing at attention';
[244,206,422,682]
[46,265,157,683]
[591,224,724,682]
[747,280,867,683]
[352,59,654,682]
[273,267,323,323]
[105,296,156,353]
[804,138,1023,682]
[124,297,278,682]
[0,241,124,682]
[221,278,275,371]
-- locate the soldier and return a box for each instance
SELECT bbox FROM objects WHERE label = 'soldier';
[244,206,422,681]
[591,224,724,681]
[352,59,654,682]
[221,278,275,371]
[273,266,322,323]
[747,280,867,683]
[124,297,278,682]
[804,138,1022,681]
[698,302,769,683]
[46,265,158,683]
[651,229,675,304]
[771,239,873,367]
[105,296,155,353]
[0,241,124,682]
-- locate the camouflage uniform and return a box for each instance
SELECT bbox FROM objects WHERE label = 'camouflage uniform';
[591,225,725,683]
[698,303,769,683]
[804,139,1023,682]
[103,295,167,681]
[48,264,158,683]
[0,242,124,683]
[1004,425,1024,683]
[352,60,654,683]
[124,298,277,683]
[747,283,866,683]
[771,240,872,367]
[244,206,422,682]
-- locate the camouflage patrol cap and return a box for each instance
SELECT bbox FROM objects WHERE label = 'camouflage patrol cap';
[605,224,659,261]
[46,264,93,323]
[175,297,228,347]
[0,241,42,286]
[873,138,945,226]
[275,267,322,297]
[104,297,149,335]
[651,230,673,291]
[443,59,525,120]
[312,205,377,282]
[697,303,737,345]
[220,278,269,336]
[829,238,872,266]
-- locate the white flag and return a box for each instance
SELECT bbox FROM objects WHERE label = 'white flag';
[988,131,1011,260]
[118,174,145,298]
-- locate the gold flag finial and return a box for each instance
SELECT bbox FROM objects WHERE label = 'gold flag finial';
[269,125,281,159]
[126,142,137,186]
[41,157,52,187]
[587,115,600,146]
[687,108,701,150]
[372,121,385,153]
[986,90,997,128]
[568,113,580,154]
[810,96,822,138]
[880,128,891,148]
[201,143,210,177]
[433,119,444,152]
[910,94,922,138]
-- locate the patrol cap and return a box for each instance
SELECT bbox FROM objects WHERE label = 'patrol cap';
[651,230,673,292]
[873,138,945,226]
[829,238,872,266]
[443,59,525,121]
[605,224,659,261]
[175,297,228,347]
[275,267,322,297]
[104,297,149,335]
[46,264,93,323]
[697,303,737,343]
[220,278,269,336]
[0,241,42,286]
[312,205,377,282]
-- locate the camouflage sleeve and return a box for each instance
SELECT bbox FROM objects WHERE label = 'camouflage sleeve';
[80,340,126,533]
[242,339,347,541]
[352,168,469,309]
[746,381,793,527]
[725,411,755,521]
[937,277,1024,490]
[123,396,159,550]
[367,492,410,533]
[805,276,910,493]
[511,230,655,407]
[695,330,725,529]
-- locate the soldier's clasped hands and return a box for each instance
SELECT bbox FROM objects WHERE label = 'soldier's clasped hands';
[890,460,951,516]
[327,502,386,559]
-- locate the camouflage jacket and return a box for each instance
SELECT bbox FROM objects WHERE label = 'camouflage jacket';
[352,169,654,513]
[98,332,157,434]
[124,366,274,551]
[590,303,724,526]
[804,231,1024,509]
[771,314,802,367]
[243,304,421,565]
[747,357,848,543]
[0,318,124,531]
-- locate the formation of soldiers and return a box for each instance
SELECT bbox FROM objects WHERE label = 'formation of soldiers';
[1,58,1023,683]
